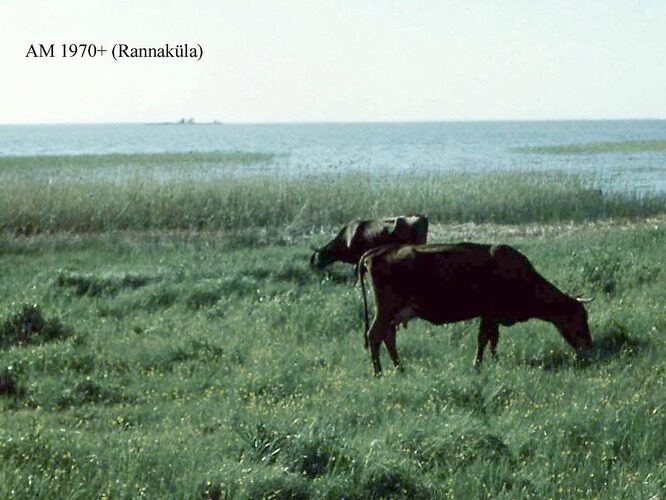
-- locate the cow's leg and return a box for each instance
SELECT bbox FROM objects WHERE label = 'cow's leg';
[489,323,500,360]
[365,272,402,377]
[383,325,403,372]
[367,318,388,376]
[475,317,499,368]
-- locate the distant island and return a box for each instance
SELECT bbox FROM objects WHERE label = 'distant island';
[150,118,223,125]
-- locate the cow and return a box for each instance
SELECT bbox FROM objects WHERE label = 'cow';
[310,215,428,271]
[358,242,593,375]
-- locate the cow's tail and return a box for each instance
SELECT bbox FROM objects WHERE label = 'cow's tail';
[358,252,371,350]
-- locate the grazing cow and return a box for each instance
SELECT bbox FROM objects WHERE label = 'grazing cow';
[310,215,428,270]
[358,243,593,375]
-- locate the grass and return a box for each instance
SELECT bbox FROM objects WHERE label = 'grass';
[1,221,665,498]
[1,152,666,498]
[1,152,664,236]
[514,139,666,154]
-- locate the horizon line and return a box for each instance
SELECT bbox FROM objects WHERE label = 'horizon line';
[1,117,666,127]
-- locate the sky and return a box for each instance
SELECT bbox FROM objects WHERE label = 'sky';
[1,0,665,124]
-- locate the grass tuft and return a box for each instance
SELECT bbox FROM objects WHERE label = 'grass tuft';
[55,271,154,297]
[0,303,69,348]
[0,366,17,396]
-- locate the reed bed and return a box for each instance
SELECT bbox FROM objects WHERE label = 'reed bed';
[1,152,664,236]
[514,139,666,154]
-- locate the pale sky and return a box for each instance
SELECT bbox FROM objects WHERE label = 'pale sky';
[1,0,665,124]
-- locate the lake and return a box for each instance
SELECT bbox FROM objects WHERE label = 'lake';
[1,120,665,192]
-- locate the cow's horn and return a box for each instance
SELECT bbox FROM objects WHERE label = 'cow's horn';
[576,296,595,304]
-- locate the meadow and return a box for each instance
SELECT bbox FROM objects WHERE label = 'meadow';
[1,151,666,498]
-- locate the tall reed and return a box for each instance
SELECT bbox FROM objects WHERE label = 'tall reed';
[1,153,664,235]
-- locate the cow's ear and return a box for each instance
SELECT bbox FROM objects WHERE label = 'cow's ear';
[346,222,363,248]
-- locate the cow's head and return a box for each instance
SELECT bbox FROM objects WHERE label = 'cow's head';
[309,241,341,270]
[310,246,331,269]
[309,248,321,268]
[552,297,593,352]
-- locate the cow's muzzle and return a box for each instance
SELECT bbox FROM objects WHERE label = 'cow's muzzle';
[309,250,319,268]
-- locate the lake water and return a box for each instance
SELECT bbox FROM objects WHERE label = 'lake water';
[1,121,665,193]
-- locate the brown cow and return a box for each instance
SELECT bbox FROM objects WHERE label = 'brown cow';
[310,215,428,270]
[358,243,593,375]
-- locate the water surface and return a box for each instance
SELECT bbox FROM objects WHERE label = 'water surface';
[1,121,665,192]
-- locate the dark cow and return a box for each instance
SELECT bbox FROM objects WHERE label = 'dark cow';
[358,243,593,375]
[310,215,428,270]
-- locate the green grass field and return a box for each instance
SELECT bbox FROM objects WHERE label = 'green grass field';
[1,152,666,498]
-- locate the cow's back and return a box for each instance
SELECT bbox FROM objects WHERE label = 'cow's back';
[365,242,548,325]
[344,216,423,259]
[353,216,426,247]
[404,215,428,244]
